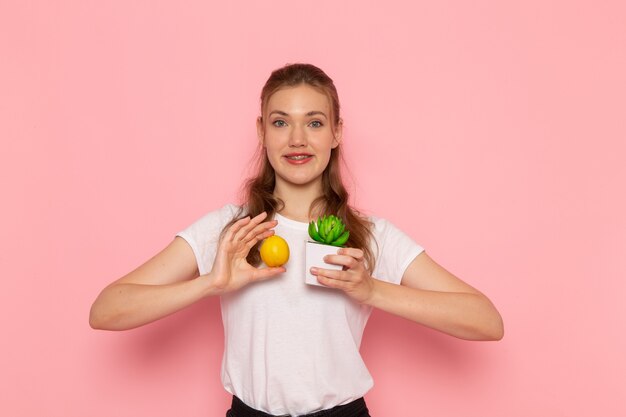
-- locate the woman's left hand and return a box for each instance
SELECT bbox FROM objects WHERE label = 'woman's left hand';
[310,247,375,303]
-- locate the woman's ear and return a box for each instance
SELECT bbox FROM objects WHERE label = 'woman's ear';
[256,116,264,146]
[332,118,343,149]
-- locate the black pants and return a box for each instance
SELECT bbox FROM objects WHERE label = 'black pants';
[226,395,371,417]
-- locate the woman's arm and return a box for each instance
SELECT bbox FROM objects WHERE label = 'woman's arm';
[366,252,504,340]
[89,213,284,331]
[89,237,207,331]
[312,250,504,341]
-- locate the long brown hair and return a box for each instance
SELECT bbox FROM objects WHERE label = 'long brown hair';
[224,63,376,273]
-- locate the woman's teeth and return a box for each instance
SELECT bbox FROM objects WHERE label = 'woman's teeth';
[286,155,311,160]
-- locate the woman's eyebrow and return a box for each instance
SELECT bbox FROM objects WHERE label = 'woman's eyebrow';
[268,110,328,119]
[269,110,289,117]
[306,111,327,119]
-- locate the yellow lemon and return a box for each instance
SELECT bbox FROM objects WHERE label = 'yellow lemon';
[260,235,290,267]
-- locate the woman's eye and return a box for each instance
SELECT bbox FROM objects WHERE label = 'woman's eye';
[309,120,323,128]
[272,120,287,127]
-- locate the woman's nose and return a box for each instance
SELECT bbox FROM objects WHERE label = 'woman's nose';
[288,126,307,147]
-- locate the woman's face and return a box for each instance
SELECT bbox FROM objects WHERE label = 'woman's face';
[257,84,342,192]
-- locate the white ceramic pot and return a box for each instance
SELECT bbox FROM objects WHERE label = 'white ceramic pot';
[305,240,343,286]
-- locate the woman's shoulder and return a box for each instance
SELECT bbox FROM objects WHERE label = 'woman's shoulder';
[179,203,243,235]
[360,211,419,246]
[360,211,425,281]
[196,202,241,221]
[359,210,394,236]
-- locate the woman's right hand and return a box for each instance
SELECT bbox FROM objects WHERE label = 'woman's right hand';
[89,212,283,331]
[206,211,285,295]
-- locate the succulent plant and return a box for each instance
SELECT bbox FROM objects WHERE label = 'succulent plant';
[308,215,350,247]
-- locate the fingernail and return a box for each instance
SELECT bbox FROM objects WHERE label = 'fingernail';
[310,267,318,275]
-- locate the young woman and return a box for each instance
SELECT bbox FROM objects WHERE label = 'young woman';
[90,63,504,417]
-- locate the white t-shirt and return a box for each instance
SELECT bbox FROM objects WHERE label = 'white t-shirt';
[177,204,424,416]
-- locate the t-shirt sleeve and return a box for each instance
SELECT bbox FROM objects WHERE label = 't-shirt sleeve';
[176,204,240,276]
[371,217,425,285]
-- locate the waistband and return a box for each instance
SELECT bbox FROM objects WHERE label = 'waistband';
[228,395,369,417]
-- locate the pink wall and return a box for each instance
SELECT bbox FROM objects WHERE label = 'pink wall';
[2,1,625,416]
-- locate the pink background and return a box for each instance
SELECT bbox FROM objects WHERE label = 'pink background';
[1,1,625,416]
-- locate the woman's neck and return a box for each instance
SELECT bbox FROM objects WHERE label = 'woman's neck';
[273,181,324,223]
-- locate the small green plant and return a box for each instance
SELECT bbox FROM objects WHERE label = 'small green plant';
[308,215,350,247]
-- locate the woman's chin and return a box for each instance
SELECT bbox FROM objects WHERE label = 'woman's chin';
[276,173,323,188]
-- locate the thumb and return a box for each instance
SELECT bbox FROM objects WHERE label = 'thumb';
[253,267,286,281]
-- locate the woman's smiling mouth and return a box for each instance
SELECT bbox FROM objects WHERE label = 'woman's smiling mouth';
[284,153,313,164]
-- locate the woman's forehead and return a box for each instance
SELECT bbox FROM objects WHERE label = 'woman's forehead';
[265,84,331,114]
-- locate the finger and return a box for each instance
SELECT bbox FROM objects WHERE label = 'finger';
[224,216,252,242]
[241,219,278,245]
[322,254,361,270]
[236,212,268,239]
[253,266,286,281]
[233,212,269,242]
[337,247,364,260]
[311,267,348,282]
[244,228,275,251]
[315,272,351,289]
